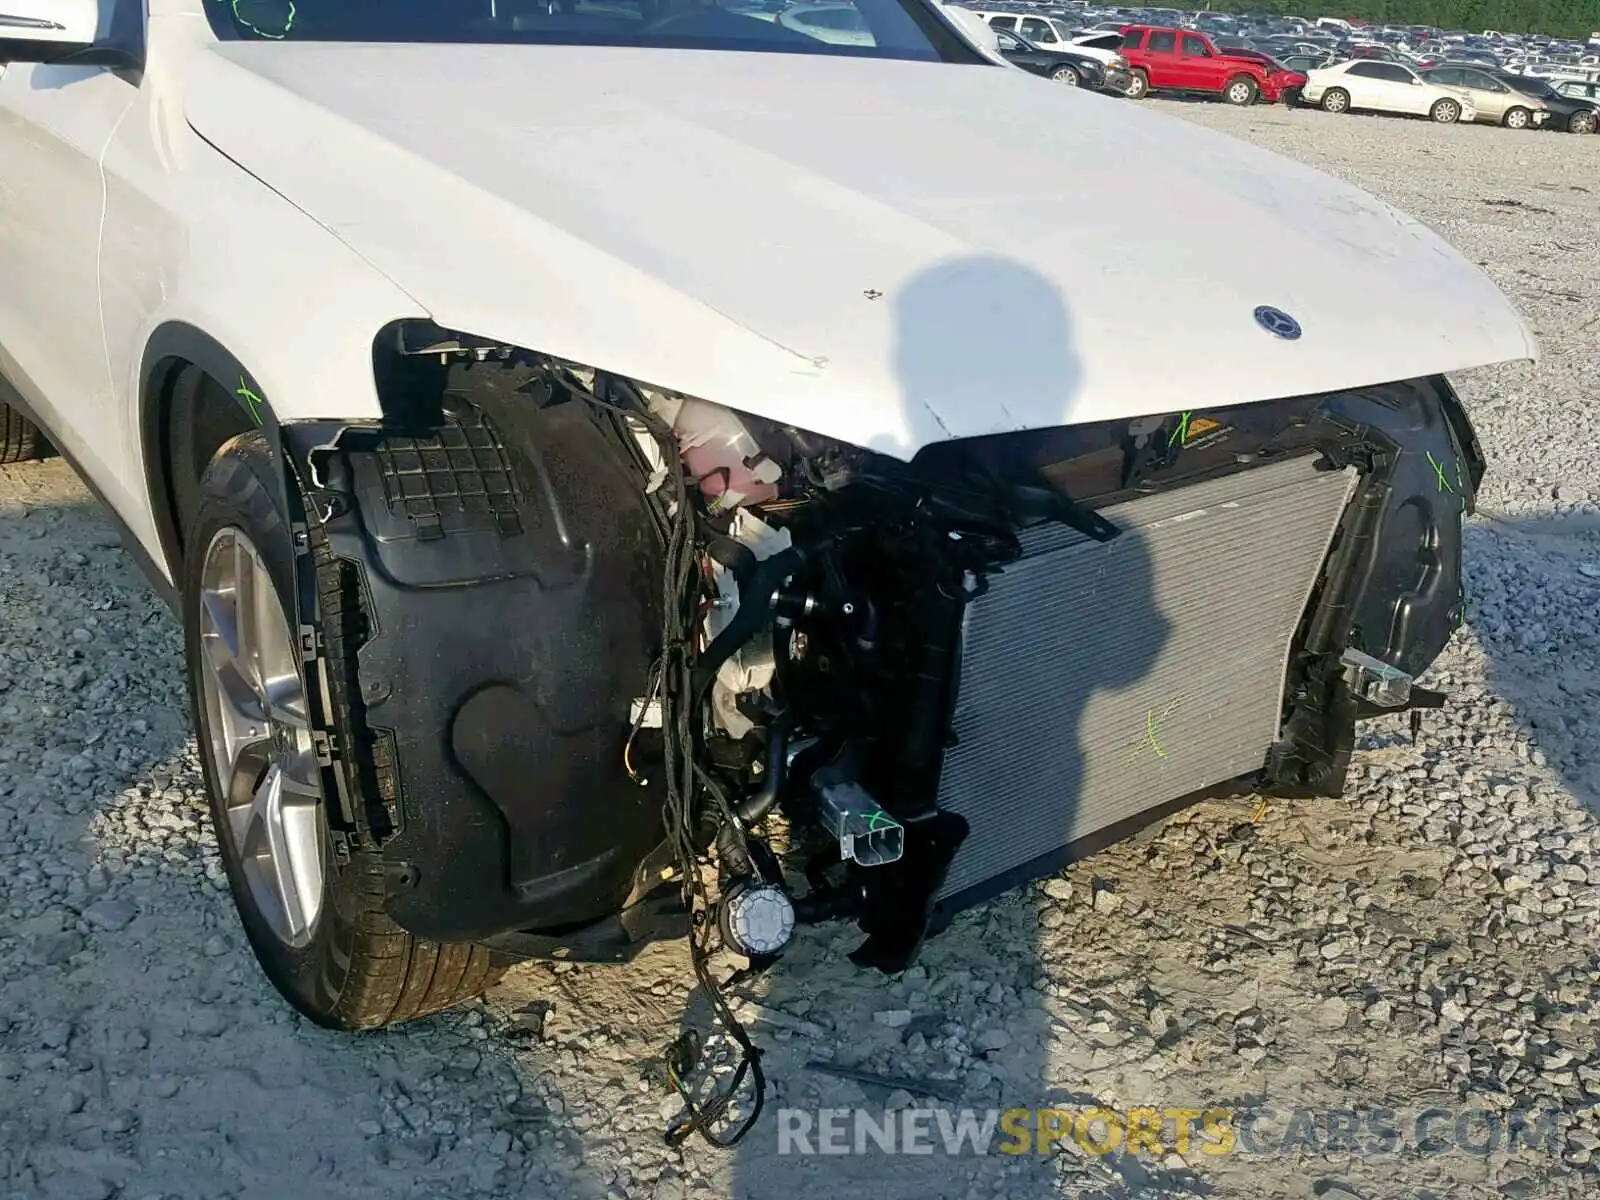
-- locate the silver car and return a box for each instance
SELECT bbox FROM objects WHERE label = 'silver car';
[1419,65,1551,128]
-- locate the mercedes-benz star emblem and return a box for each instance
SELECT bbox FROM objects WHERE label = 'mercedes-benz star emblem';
[1254,305,1302,340]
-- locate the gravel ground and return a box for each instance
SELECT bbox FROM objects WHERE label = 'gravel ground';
[2,100,1599,1200]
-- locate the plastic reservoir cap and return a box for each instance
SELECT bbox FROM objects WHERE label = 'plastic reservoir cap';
[719,881,796,957]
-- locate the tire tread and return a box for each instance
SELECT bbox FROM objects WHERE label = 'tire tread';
[0,404,45,464]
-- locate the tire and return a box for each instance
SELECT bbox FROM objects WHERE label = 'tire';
[1050,65,1080,86]
[1125,69,1149,99]
[1321,88,1350,114]
[184,430,505,1030]
[1431,98,1461,124]
[1569,110,1598,135]
[0,402,47,464]
[1502,106,1531,129]
[1224,75,1258,106]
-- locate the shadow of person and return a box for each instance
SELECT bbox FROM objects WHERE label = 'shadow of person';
[668,257,1182,1198]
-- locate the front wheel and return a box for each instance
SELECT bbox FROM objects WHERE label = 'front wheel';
[1321,88,1350,114]
[1502,106,1532,129]
[1125,69,1150,99]
[1431,98,1461,124]
[0,402,48,464]
[1050,65,1080,87]
[1224,76,1258,106]
[1569,110,1598,135]
[185,431,505,1030]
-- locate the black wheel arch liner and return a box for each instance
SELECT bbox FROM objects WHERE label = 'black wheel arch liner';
[274,361,671,945]
[138,325,675,950]
[138,321,286,585]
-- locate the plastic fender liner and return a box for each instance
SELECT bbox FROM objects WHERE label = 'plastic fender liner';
[280,366,667,943]
[1320,376,1475,678]
[1267,375,1480,797]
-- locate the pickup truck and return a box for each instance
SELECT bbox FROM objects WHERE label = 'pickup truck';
[1120,25,1306,104]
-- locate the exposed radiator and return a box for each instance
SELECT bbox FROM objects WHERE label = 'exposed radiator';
[933,454,1356,907]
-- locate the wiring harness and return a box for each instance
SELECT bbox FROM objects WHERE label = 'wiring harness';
[582,372,768,1149]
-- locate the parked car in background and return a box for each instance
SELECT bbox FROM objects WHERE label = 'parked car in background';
[1280,53,1329,74]
[1419,64,1550,127]
[1201,45,1310,104]
[1502,74,1600,132]
[992,28,1110,89]
[1066,28,1136,74]
[970,10,1078,52]
[1302,59,1477,123]
[1554,78,1600,105]
[1120,25,1302,105]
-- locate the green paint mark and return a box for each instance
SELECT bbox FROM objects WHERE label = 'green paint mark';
[1167,411,1193,448]
[1425,450,1455,495]
[228,0,296,39]
[1145,708,1168,760]
[236,377,265,427]
[865,811,899,834]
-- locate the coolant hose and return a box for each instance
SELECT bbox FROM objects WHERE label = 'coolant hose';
[691,545,806,699]
[733,716,792,826]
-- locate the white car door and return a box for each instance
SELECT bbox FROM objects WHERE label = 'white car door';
[0,0,139,503]
[1385,63,1431,113]
[1344,62,1403,112]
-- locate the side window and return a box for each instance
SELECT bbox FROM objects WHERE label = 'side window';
[1121,29,1144,50]
[988,16,1017,32]
[1148,31,1176,54]
[1347,62,1382,78]
[1181,35,1210,56]
[994,30,1021,52]
[1019,18,1053,44]
[1428,67,1461,85]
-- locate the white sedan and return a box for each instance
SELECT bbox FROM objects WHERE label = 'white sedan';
[1302,59,1477,123]
[0,0,1530,1045]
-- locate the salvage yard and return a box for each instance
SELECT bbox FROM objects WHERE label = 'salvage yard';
[2,100,1599,1200]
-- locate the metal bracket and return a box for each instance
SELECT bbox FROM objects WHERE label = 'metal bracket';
[1340,647,1412,708]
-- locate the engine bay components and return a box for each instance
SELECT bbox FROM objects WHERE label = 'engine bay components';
[281,333,1484,1148]
[813,776,905,868]
[717,878,796,958]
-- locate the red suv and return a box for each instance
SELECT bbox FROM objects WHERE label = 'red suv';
[1119,26,1306,105]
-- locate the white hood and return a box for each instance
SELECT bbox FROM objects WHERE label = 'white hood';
[186,44,1535,459]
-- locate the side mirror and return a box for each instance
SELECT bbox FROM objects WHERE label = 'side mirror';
[0,0,102,61]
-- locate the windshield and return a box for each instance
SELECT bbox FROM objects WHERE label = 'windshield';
[204,0,970,60]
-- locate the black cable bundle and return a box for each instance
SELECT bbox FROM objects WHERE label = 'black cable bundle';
[577,371,767,1149]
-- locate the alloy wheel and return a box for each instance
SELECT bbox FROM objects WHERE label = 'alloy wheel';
[198,526,327,948]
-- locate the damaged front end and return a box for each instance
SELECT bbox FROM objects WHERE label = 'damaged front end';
[276,324,1481,987]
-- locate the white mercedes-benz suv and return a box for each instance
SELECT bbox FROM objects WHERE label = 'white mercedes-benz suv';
[0,0,1532,1060]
